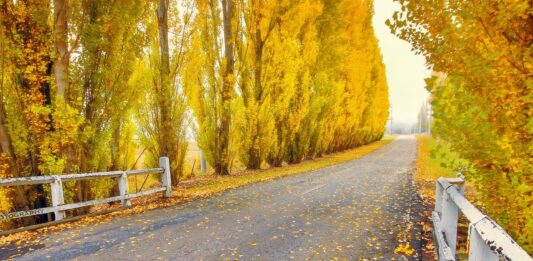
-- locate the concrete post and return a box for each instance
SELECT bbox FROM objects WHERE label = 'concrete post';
[200,152,206,174]
[435,182,443,214]
[50,176,66,221]
[468,224,499,261]
[159,157,172,197]
[441,182,464,257]
[118,172,131,207]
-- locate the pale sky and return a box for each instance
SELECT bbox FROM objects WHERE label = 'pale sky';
[372,0,431,125]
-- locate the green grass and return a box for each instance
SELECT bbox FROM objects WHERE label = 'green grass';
[416,136,455,180]
[415,135,476,197]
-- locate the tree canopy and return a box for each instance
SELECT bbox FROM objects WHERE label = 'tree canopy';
[0,0,389,228]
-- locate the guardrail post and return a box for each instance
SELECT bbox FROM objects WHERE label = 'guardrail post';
[440,179,464,257]
[468,224,498,261]
[118,172,131,207]
[435,181,444,214]
[159,157,172,197]
[50,176,66,221]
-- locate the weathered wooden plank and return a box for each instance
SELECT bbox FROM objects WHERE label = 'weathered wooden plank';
[0,187,167,220]
[0,208,52,220]
[125,168,163,176]
[54,187,166,212]
[60,171,124,181]
[468,222,499,261]
[471,218,533,261]
[0,209,116,237]
[0,176,55,186]
[437,178,485,223]
[0,169,163,187]
[127,187,166,199]
[0,196,127,221]
[432,211,456,261]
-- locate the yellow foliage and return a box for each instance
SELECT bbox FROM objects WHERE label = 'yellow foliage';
[0,0,390,228]
[389,0,533,252]
[394,243,415,256]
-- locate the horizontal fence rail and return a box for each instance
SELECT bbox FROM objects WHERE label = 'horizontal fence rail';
[0,157,172,222]
[433,176,532,261]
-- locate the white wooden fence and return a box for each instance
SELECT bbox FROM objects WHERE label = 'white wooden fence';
[0,157,172,222]
[433,176,532,261]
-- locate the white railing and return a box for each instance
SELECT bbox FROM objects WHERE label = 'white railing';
[0,157,172,222]
[433,176,532,261]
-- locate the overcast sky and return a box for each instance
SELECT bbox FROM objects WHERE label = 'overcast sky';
[372,0,431,125]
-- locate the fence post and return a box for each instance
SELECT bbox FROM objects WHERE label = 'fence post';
[118,172,131,207]
[440,180,464,257]
[159,157,172,197]
[435,181,443,214]
[200,152,206,174]
[50,176,66,221]
[467,224,499,261]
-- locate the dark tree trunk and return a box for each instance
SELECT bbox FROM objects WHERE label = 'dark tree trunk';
[216,0,235,175]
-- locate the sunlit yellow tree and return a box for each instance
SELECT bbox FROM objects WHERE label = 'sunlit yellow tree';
[269,0,322,165]
[307,0,388,157]
[184,0,236,175]
[134,0,190,184]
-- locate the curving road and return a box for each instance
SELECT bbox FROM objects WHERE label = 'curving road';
[7,136,423,260]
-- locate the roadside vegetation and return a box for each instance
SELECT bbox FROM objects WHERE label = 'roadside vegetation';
[415,135,476,259]
[0,137,394,249]
[415,135,474,200]
[390,0,532,252]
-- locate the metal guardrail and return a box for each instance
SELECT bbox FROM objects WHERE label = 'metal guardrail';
[433,176,532,261]
[0,157,172,222]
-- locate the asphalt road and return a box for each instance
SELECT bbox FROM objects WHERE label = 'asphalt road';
[10,136,423,260]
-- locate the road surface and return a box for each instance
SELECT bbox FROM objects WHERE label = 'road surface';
[6,136,423,260]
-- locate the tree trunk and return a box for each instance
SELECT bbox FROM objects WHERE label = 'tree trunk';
[216,0,235,176]
[245,18,265,170]
[246,144,262,169]
[53,0,69,98]
[156,0,180,183]
[0,31,14,161]
[157,0,171,139]
[157,0,171,136]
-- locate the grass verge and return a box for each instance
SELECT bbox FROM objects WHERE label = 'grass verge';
[0,137,395,251]
[415,135,456,200]
[414,135,476,260]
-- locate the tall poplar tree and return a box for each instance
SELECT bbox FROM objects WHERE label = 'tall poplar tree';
[184,0,236,175]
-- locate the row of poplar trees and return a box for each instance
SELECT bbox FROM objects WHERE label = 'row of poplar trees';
[388,0,532,252]
[0,0,389,227]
